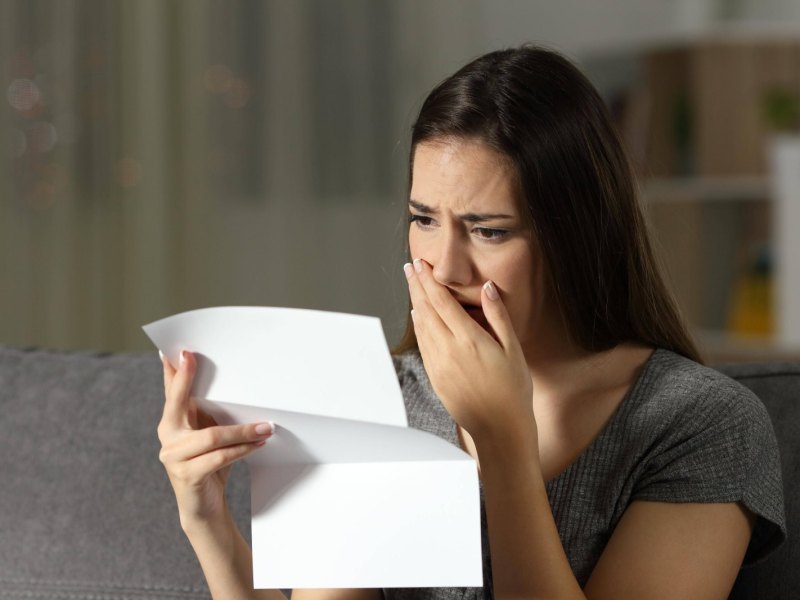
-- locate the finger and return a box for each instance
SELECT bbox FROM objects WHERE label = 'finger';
[410,309,431,364]
[162,350,196,429]
[162,422,274,463]
[189,439,267,478]
[412,258,482,340]
[481,280,521,352]
[404,260,452,341]
[160,350,176,396]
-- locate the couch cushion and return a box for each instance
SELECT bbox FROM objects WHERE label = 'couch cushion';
[715,361,799,599]
[0,345,250,599]
[1,345,796,598]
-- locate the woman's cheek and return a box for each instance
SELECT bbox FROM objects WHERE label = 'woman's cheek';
[505,296,530,344]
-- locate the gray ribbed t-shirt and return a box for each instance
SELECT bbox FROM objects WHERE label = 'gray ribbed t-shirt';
[383,348,786,600]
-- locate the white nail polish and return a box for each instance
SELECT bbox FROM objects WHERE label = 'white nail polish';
[255,422,272,435]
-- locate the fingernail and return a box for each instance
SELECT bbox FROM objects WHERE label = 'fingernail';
[484,281,499,301]
[255,422,273,435]
[410,309,416,322]
[413,258,422,273]
[180,350,187,366]
[403,263,413,279]
[158,350,165,361]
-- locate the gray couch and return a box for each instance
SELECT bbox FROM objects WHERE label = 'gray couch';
[0,345,797,599]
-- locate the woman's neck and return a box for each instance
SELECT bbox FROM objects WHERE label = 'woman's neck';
[521,327,654,409]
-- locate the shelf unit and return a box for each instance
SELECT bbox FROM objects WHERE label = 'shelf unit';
[696,328,800,363]
[643,176,769,203]
[642,176,800,363]
[620,31,800,362]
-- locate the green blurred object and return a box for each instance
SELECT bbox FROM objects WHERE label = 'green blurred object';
[763,87,800,132]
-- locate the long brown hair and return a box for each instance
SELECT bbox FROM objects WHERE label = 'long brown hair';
[392,45,701,364]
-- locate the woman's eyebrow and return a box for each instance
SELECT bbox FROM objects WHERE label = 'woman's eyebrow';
[408,199,514,223]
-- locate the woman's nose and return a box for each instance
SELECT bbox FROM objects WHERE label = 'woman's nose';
[431,230,472,287]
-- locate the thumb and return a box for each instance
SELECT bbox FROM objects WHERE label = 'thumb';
[481,280,520,352]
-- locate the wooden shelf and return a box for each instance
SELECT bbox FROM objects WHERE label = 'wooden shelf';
[642,176,770,203]
[696,328,800,363]
[587,21,800,58]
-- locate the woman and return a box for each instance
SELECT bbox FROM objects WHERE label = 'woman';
[157,45,785,599]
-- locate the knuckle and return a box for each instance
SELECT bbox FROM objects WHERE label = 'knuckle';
[156,424,176,447]
[202,427,221,447]
[208,450,229,471]
[171,462,190,483]
[463,336,479,356]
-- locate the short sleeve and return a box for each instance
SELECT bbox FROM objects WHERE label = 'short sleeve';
[631,376,787,565]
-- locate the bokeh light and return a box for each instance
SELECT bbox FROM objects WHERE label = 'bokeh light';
[203,64,233,94]
[28,121,58,153]
[223,78,250,109]
[7,78,41,111]
[32,73,52,106]
[9,128,27,158]
[41,162,68,192]
[53,111,80,144]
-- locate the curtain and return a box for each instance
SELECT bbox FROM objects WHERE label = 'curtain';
[0,0,480,352]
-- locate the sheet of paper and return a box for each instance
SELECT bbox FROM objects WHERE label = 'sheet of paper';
[250,461,482,589]
[143,306,407,427]
[142,306,483,589]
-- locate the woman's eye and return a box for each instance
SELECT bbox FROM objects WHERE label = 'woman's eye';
[409,214,509,242]
[409,214,434,228]
[474,227,509,241]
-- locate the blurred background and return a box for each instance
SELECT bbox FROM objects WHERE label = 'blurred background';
[3,0,800,362]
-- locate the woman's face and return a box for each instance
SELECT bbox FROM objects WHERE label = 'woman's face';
[408,138,548,350]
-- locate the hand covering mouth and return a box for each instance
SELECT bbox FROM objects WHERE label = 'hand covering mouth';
[459,302,487,321]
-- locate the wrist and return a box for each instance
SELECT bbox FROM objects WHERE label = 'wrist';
[179,504,234,540]
[473,416,540,468]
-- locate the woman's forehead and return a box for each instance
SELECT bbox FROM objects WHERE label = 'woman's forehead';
[410,139,519,214]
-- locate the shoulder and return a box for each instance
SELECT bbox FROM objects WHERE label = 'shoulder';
[628,349,786,564]
[626,348,777,479]
[627,348,771,440]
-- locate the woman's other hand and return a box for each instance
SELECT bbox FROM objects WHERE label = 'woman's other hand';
[405,258,535,444]
[156,350,274,530]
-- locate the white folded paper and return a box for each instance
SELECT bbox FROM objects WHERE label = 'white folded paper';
[142,306,482,589]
